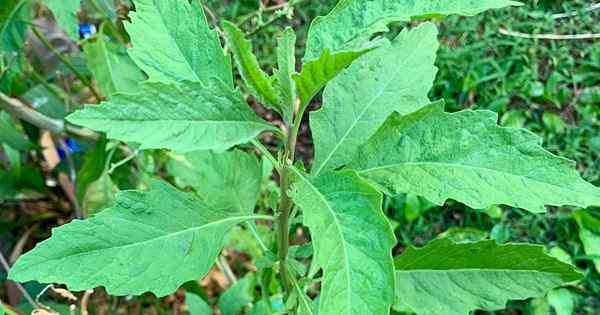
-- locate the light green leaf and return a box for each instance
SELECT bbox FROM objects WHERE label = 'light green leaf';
[222,21,280,111]
[0,301,4,315]
[293,46,374,110]
[311,23,439,176]
[67,80,274,153]
[394,238,582,315]
[574,211,600,272]
[125,0,232,85]
[290,278,315,315]
[0,111,32,150]
[0,0,31,55]
[274,27,297,124]
[218,275,254,315]
[547,288,575,315]
[185,292,212,315]
[304,0,519,61]
[83,35,145,96]
[43,0,80,41]
[290,168,396,315]
[350,101,600,213]
[82,172,116,215]
[167,149,261,213]
[9,180,269,297]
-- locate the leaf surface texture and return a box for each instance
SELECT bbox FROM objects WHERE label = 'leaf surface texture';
[350,101,600,212]
[126,0,232,85]
[394,238,582,315]
[9,180,266,296]
[291,169,395,315]
[311,23,439,175]
[67,80,273,153]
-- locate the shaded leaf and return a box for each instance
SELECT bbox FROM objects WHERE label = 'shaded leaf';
[304,0,519,61]
[0,0,32,92]
[9,180,269,296]
[83,35,145,96]
[0,111,33,150]
[43,0,80,41]
[218,275,254,315]
[222,21,280,111]
[185,292,212,315]
[350,101,600,213]
[67,80,274,153]
[125,0,232,85]
[167,149,261,213]
[290,169,395,315]
[311,23,439,175]
[574,210,600,273]
[394,238,582,315]
[547,288,575,315]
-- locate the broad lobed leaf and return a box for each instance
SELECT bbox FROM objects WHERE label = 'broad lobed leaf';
[349,101,600,213]
[67,80,274,153]
[291,169,396,315]
[304,0,520,61]
[311,23,439,176]
[126,0,232,86]
[222,21,280,112]
[9,180,268,297]
[394,238,582,315]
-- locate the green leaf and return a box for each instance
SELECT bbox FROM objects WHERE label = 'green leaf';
[82,172,116,215]
[43,0,80,41]
[83,35,145,96]
[274,27,297,124]
[547,288,575,315]
[574,211,600,273]
[167,149,261,213]
[222,21,280,111]
[76,137,108,202]
[125,0,232,85]
[0,0,31,56]
[9,180,269,296]
[311,23,439,176]
[218,275,254,315]
[350,101,600,213]
[290,169,396,315]
[0,0,32,92]
[67,80,274,153]
[304,0,519,61]
[394,238,582,315]
[293,46,374,110]
[0,301,4,315]
[0,111,32,150]
[185,292,212,315]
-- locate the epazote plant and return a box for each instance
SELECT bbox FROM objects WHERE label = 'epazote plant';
[8,0,600,314]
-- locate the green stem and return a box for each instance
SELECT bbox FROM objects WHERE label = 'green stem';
[31,26,103,101]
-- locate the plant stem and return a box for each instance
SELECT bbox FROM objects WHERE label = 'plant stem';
[0,251,39,308]
[0,92,98,139]
[30,26,102,101]
[277,121,299,296]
